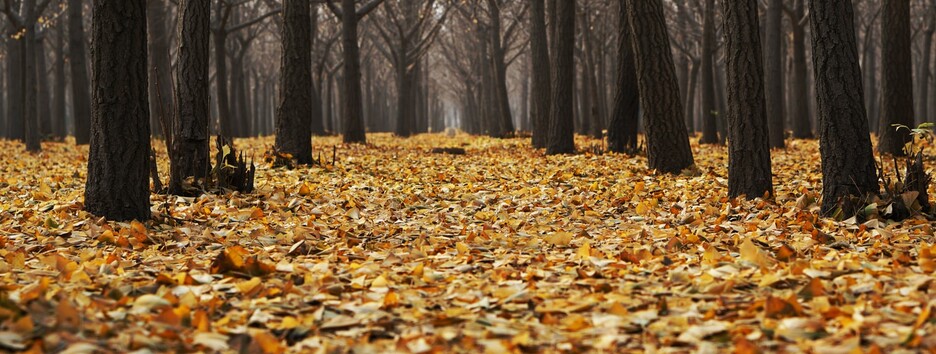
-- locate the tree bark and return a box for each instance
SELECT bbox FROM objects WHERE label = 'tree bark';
[86,0,151,221]
[877,0,914,156]
[764,0,785,148]
[608,1,639,154]
[808,0,879,216]
[626,0,694,173]
[338,0,368,143]
[790,0,812,138]
[724,0,773,199]
[22,6,40,152]
[69,0,92,145]
[545,0,574,155]
[53,23,68,139]
[170,0,211,195]
[699,0,719,144]
[275,0,314,164]
[35,30,52,141]
[147,0,173,138]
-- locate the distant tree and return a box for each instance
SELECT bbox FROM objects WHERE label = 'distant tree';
[723,0,772,198]
[2,0,54,152]
[274,0,314,164]
[529,0,550,149]
[788,0,812,139]
[608,1,639,153]
[877,0,914,156]
[170,0,211,195]
[625,0,694,173]
[85,0,151,221]
[326,0,385,144]
[68,0,92,145]
[698,0,719,144]
[764,0,784,148]
[545,0,574,155]
[809,0,879,215]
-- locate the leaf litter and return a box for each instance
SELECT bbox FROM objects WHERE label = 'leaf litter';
[0,134,933,353]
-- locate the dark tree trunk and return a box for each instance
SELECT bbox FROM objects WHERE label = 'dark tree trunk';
[310,4,326,136]
[53,24,68,139]
[487,0,514,138]
[790,0,812,138]
[275,0,314,164]
[545,0,574,155]
[608,1,639,154]
[147,0,173,138]
[170,0,211,195]
[699,0,719,144]
[877,0,914,156]
[809,0,879,216]
[213,27,231,136]
[686,59,700,133]
[626,0,694,174]
[86,0,151,221]
[35,31,52,141]
[724,0,773,199]
[339,0,368,143]
[69,0,92,145]
[23,14,40,152]
[918,4,935,123]
[764,0,785,148]
[7,37,24,142]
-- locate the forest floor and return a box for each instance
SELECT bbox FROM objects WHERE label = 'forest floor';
[0,133,934,353]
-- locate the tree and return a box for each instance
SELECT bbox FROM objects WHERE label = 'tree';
[608,1,638,154]
[85,0,151,221]
[169,0,211,195]
[274,0,314,164]
[788,0,812,139]
[147,0,173,138]
[723,0,772,199]
[808,0,879,215]
[764,0,784,148]
[68,0,92,145]
[545,0,573,155]
[625,0,694,173]
[529,0,550,149]
[326,0,385,144]
[698,0,719,144]
[877,0,914,156]
[2,0,53,152]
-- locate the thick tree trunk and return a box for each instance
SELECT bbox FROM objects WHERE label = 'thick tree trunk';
[809,0,879,216]
[608,1,639,154]
[86,0,151,221]
[275,0,314,164]
[170,0,211,195]
[764,0,785,148]
[339,0,367,143]
[626,0,694,174]
[69,0,92,145]
[23,19,40,152]
[877,0,914,156]
[699,0,719,144]
[790,0,813,138]
[724,0,773,199]
[545,0,575,155]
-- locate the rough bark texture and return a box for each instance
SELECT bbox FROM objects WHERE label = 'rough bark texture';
[69,0,92,145]
[608,1,639,154]
[626,0,694,173]
[169,0,211,195]
[545,0,574,155]
[790,0,813,138]
[85,0,152,221]
[275,0,314,164]
[877,0,914,156]
[808,0,880,216]
[699,0,719,144]
[764,0,785,148]
[724,0,773,199]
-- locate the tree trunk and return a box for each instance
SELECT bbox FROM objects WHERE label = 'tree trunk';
[339,0,367,143]
[545,0,575,155]
[626,0,694,173]
[7,38,24,141]
[764,0,785,148]
[790,0,812,138]
[877,0,914,156]
[170,0,211,195]
[608,1,639,153]
[487,0,515,138]
[23,16,41,152]
[69,0,92,145]
[275,0,314,164]
[147,0,174,138]
[35,31,52,141]
[724,0,773,199]
[86,0,151,221]
[686,58,700,133]
[919,3,936,123]
[699,0,719,144]
[213,29,232,136]
[53,24,68,139]
[809,0,879,216]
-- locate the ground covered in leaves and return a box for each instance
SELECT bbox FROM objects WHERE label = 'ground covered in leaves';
[0,133,935,353]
